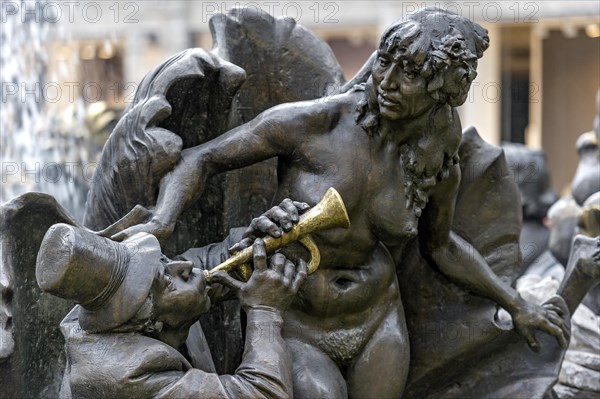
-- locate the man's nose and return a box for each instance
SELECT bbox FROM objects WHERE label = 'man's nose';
[166,260,194,280]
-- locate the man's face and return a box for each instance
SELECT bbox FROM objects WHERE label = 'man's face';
[371,50,435,120]
[153,257,211,329]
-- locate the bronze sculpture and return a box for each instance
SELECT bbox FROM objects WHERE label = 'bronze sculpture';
[3,6,600,399]
[36,222,307,398]
[113,8,569,398]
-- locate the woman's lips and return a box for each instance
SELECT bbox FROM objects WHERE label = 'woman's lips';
[378,91,401,106]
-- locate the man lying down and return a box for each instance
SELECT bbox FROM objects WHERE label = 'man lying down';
[36,201,308,399]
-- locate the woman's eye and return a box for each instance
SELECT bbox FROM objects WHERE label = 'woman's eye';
[378,57,390,67]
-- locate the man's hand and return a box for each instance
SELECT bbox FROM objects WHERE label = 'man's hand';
[229,199,310,253]
[510,294,570,352]
[211,239,307,311]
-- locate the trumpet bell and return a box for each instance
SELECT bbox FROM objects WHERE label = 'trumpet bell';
[205,187,350,281]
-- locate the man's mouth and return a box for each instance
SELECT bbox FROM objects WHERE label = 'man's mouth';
[192,268,210,294]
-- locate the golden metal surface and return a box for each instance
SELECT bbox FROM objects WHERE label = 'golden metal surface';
[580,204,600,237]
[204,187,350,281]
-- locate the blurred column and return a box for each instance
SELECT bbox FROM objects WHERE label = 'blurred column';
[124,23,143,85]
[125,2,190,86]
[527,24,546,149]
[457,22,502,145]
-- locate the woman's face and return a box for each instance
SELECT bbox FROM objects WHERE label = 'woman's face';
[371,50,436,120]
[153,257,211,329]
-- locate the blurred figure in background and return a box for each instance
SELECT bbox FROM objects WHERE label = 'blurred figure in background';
[502,143,560,278]
[504,90,600,399]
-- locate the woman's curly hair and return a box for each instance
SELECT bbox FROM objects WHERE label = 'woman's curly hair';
[354,8,488,218]
[365,7,489,115]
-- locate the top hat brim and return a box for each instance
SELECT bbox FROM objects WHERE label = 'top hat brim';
[78,233,162,333]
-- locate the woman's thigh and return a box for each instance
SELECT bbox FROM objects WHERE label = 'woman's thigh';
[346,303,410,399]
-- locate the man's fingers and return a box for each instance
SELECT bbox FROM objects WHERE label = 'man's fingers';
[269,207,293,231]
[241,225,258,240]
[252,239,267,271]
[244,215,281,238]
[279,199,299,223]
[283,259,295,282]
[293,201,310,212]
[210,272,244,291]
[254,215,283,237]
[229,238,253,254]
[271,253,286,273]
[291,259,308,292]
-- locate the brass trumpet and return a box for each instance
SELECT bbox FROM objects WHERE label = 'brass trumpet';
[204,187,350,282]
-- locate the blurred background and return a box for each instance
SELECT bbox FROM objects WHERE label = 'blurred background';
[1,0,599,219]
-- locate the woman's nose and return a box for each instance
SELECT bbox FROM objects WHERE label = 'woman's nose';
[166,260,194,280]
[380,66,398,90]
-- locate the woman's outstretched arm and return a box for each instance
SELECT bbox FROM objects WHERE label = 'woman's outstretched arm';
[112,102,313,242]
[419,164,569,351]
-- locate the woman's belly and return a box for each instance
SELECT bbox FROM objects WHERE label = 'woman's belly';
[291,242,397,317]
[282,243,402,365]
[291,242,397,316]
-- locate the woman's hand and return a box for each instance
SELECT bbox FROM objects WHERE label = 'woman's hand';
[229,198,310,253]
[510,294,570,352]
[111,217,175,244]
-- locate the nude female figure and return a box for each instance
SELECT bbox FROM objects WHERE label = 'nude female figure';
[116,9,569,398]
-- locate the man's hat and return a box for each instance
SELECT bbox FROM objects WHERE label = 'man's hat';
[36,223,162,333]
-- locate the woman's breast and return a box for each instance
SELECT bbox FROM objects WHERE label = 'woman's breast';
[367,180,419,247]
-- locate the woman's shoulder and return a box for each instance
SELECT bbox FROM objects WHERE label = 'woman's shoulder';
[259,91,359,134]
[268,90,357,114]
